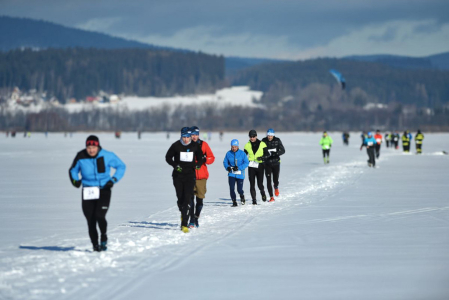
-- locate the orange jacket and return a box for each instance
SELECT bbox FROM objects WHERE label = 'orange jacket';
[195,140,215,180]
[374,133,383,144]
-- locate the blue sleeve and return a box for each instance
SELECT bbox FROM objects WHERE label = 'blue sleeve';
[109,152,126,182]
[223,153,230,170]
[239,152,250,170]
[69,160,81,181]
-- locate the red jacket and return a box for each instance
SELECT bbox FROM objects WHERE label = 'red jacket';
[374,133,383,145]
[195,140,215,180]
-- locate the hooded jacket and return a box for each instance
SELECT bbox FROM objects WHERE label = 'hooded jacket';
[69,148,126,188]
[223,149,249,179]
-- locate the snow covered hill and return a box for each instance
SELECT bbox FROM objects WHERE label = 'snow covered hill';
[0,132,448,299]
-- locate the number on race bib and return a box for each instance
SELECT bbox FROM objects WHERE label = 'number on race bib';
[180,152,194,162]
[83,187,100,200]
[249,161,259,168]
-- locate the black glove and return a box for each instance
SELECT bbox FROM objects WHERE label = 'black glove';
[196,165,201,170]
[226,167,232,172]
[257,157,265,162]
[105,180,114,189]
[202,156,207,165]
[72,179,81,188]
[232,166,239,171]
[175,165,182,172]
[105,177,117,189]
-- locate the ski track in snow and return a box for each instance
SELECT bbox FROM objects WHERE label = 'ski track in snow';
[0,153,427,300]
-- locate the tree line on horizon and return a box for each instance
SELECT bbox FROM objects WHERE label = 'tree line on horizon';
[0,48,225,102]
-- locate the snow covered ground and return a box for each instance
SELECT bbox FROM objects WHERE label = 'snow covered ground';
[3,86,264,114]
[1,131,448,300]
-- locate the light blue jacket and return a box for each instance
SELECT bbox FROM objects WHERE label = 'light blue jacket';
[223,149,249,179]
[69,148,126,188]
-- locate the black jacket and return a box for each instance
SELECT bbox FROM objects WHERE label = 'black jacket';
[261,136,285,165]
[166,140,203,177]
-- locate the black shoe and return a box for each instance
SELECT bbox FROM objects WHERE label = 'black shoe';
[240,195,245,205]
[252,200,257,205]
[262,195,267,202]
[93,245,101,252]
[232,200,238,207]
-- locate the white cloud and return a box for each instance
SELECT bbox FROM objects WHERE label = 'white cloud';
[128,26,297,58]
[291,19,449,59]
[76,17,122,32]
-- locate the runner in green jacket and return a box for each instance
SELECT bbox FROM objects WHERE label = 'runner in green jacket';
[319,131,333,164]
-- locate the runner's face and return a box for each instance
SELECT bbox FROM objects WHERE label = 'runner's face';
[191,134,199,142]
[249,135,257,142]
[182,136,191,143]
[267,135,274,141]
[231,146,239,152]
[86,145,99,157]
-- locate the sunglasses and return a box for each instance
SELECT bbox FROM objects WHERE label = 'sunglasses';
[86,140,99,146]
[249,135,257,138]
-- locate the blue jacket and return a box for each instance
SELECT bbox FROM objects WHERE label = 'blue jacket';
[223,149,249,179]
[362,136,377,148]
[69,148,126,188]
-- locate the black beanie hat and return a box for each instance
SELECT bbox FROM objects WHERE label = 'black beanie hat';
[249,129,257,137]
[86,135,100,147]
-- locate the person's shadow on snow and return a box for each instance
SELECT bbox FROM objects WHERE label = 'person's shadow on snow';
[124,221,179,230]
[19,245,82,252]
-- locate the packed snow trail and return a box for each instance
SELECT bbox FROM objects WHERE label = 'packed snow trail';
[1,133,448,300]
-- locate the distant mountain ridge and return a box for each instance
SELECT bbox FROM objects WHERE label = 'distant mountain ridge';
[0,16,174,51]
[343,52,449,70]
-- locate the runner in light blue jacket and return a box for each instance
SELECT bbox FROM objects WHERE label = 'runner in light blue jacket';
[223,139,249,206]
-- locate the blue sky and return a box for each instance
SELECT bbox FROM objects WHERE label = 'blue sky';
[2,0,449,59]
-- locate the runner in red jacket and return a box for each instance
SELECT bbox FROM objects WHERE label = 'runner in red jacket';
[374,130,383,159]
[189,126,215,228]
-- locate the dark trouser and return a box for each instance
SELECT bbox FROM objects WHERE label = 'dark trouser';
[228,176,244,200]
[248,165,266,201]
[367,147,376,166]
[394,141,398,148]
[343,139,348,145]
[416,143,422,154]
[403,144,410,152]
[82,188,111,246]
[322,149,330,158]
[375,144,381,158]
[173,175,196,227]
[189,197,203,223]
[265,164,280,197]
[386,141,390,147]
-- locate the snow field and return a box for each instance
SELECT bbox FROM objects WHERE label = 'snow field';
[0,132,448,300]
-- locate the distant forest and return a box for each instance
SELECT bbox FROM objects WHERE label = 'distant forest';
[0,48,225,102]
[231,58,449,109]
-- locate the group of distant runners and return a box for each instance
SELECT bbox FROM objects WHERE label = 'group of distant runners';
[68,127,286,251]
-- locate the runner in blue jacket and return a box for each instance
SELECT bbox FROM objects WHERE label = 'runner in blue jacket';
[360,132,377,167]
[223,139,249,207]
[69,135,126,252]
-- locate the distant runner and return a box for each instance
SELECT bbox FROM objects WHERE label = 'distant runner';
[69,135,126,252]
[374,130,383,158]
[360,132,377,167]
[223,139,249,207]
[262,128,286,201]
[415,130,425,154]
[319,131,333,164]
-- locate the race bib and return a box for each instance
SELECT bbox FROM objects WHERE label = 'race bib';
[268,149,277,153]
[367,141,374,146]
[249,161,259,168]
[180,152,194,162]
[324,145,329,150]
[83,187,100,200]
[376,138,381,143]
[232,170,242,175]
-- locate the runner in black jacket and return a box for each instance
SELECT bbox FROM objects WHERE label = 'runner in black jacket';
[166,127,203,233]
[262,128,285,201]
